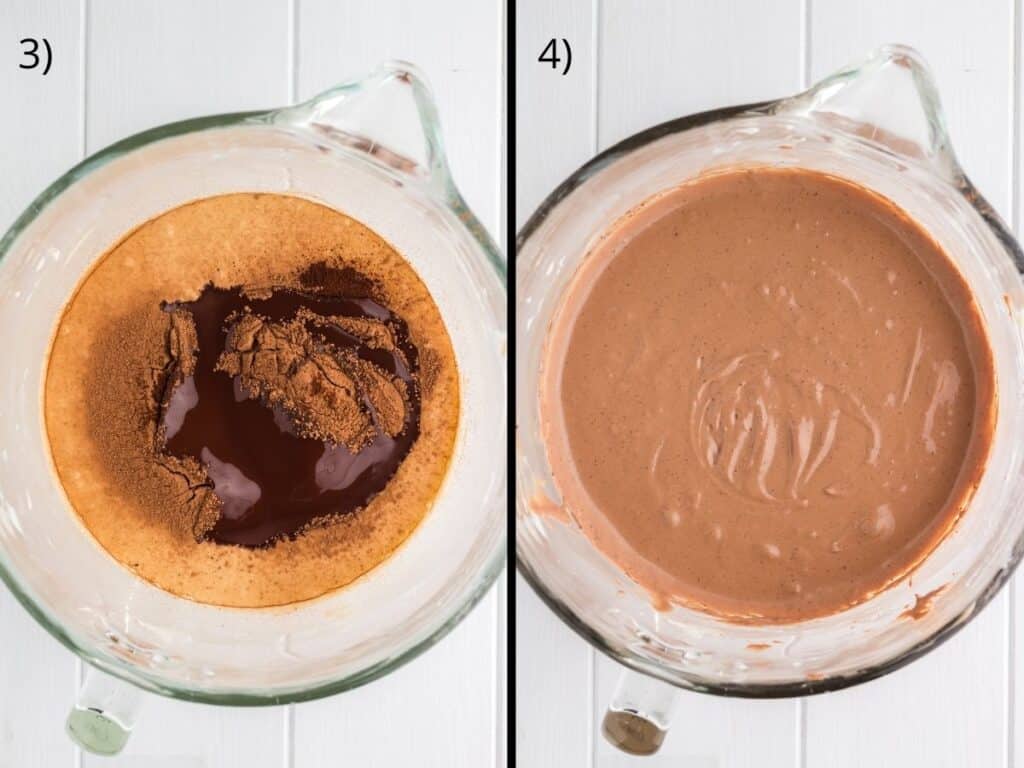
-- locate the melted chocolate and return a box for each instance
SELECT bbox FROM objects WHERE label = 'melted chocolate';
[159,278,420,548]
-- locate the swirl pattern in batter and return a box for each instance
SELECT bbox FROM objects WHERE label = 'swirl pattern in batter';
[542,167,996,622]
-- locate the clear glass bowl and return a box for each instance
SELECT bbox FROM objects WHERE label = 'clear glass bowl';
[516,43,1024,749]
[0,61,506,723]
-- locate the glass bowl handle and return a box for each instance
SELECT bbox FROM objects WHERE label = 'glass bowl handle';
[772,43,962,184]
[266,60,503,273]
[601,668,678,756]
[65,666,143,756]
[272,60,450,189]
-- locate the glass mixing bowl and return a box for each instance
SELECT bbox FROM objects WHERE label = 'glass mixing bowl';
[516,44,1024,754]
[0,61,506,755]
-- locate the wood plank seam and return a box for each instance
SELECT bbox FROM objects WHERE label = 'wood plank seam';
[589,1,601,765]
[1008,1,1020,766]
[76,2,89,765]
[799,9,812,764]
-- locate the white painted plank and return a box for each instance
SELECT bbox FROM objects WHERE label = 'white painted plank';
[1014,3,1024,763]
[806,3,1013,765]
[515,0,596,765]
[85,0,289,151]
[515,574,594,768]
[514,0,596,230]
[0,1,83,228]
[497,571,508,767]
[82,1,291,763]
[497,5,507,764]
[597,0,803,149]
[292,595,496,768]
[0,2,82,766]
[806,610,1006,768]
[0,591,78,768]
[294,1,502,766]
[593,4,803,766]
[95,703,286,768]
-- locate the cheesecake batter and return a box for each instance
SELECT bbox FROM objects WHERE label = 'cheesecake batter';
[542,167,996,622]
[45,193,459,608]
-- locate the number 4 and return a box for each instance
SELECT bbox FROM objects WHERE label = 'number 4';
[538,39,561,69]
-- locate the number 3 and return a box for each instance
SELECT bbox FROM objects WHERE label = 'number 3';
[19,38,40,70]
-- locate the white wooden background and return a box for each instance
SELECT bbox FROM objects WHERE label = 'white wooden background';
[516,1,1019,766]
[0,1,506,766]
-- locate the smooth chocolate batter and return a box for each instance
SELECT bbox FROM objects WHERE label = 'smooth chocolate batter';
[45,193,459,608]
[542,167,996,622]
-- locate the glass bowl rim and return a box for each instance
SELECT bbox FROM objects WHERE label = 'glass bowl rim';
[0,109,508,706]
[515,99,1024,699]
